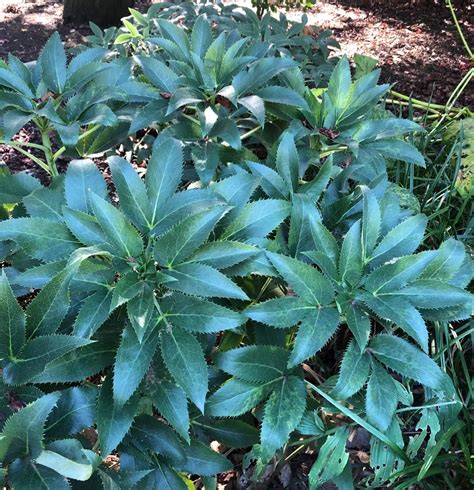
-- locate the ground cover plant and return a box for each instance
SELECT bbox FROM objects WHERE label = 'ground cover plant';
[0,2,472,489]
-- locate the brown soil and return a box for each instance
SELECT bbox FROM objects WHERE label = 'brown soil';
[316,0,473,107]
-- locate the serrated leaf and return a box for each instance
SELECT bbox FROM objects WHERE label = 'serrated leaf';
[327,56,351,110]
[167,87,204,114]
[276,132,299,193]
[212,176,259,232]
[110,273,143,311]
[152,380,190,443]
[361,293,428,351]
[191,15,213,58]
[388,280,473,309]
[127,284,157,342]
[158,19,190,57]
[209,118,241,150]
[339,220,362,286]
[108,156,152,231]
[297,409,325,436]
[364,251,436,293]
[267,252,335,305]
[147,460,187,490]
[221,199,290,241]
[257,85,308,109]
[195,418,258,448]
[1,109,32,141]
[0,218,79,262]
[160,326,208,412]
[175,441,232,476]
[63,207,108,246]
[333,340,370,399]
[366,139,425,166]
[366,360,397,432]
[3,335,92,385]
[25,270,72,338]
[11,261,66,290]
[246,296,312,328]
[362,189,380,259]
[288,193,321,260]
[36,445,93,481]
[369,214,427,267]
[154,206,228,267]
[8,457,70,489]
[39,32,67,93]
[233,57,296,95]
[215,345,289,383]
[45,386,97,439]
[97,376,139,457]
[239,95,265,126]
[346,303,371,351]
[146,139,183,227]
[309,219,339,264]
[420,238,466,281]
[206,378,272,417]
[131,414,186,462]
[0,273,25,360]
[308,427,349,489]
[89,192,143,258]
[0,172,40,205]
[161,293,243,333]
[261,375,306,457]
[31,341,115,384]
[0,392,60,462]
[300,159,333,202]
[138,56,179,93]
[304,250,339,283]
[370,418,405,487]
[188,241,258,269]
[166,262,248,300]
[113,323,160,406]
[0,66,34,97]
[369,334,448,390]
[246,161,288,199]
[73,288,112,338]
[289,306,340,367]
[64,160,107,214]
[23,187,64,223]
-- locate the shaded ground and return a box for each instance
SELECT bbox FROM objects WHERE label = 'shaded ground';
[0,0,472,106]
[315,0,473,107]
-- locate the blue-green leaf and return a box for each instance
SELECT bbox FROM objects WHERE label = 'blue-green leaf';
[366,360,397,431]
[261,375,306,458]
[39,32,67,93]
[289,306,340,367]
[64,160,107,214]
[89,192,143,258]
[0,273,25,360]
[160,326,208,412]
[113,323,160,406]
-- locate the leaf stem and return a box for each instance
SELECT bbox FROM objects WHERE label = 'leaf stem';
[41,130,58,177]
[240,126,261,141]
[7,142,51,174]
[445,0,473,60]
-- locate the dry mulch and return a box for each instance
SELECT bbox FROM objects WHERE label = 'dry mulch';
[313,0,473,107]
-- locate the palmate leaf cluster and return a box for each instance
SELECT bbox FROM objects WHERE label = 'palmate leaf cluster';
[0,2,472,489]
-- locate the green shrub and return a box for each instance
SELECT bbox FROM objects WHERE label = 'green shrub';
[0,4,472,489]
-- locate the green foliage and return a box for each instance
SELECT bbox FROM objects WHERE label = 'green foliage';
[0,3,472,489]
